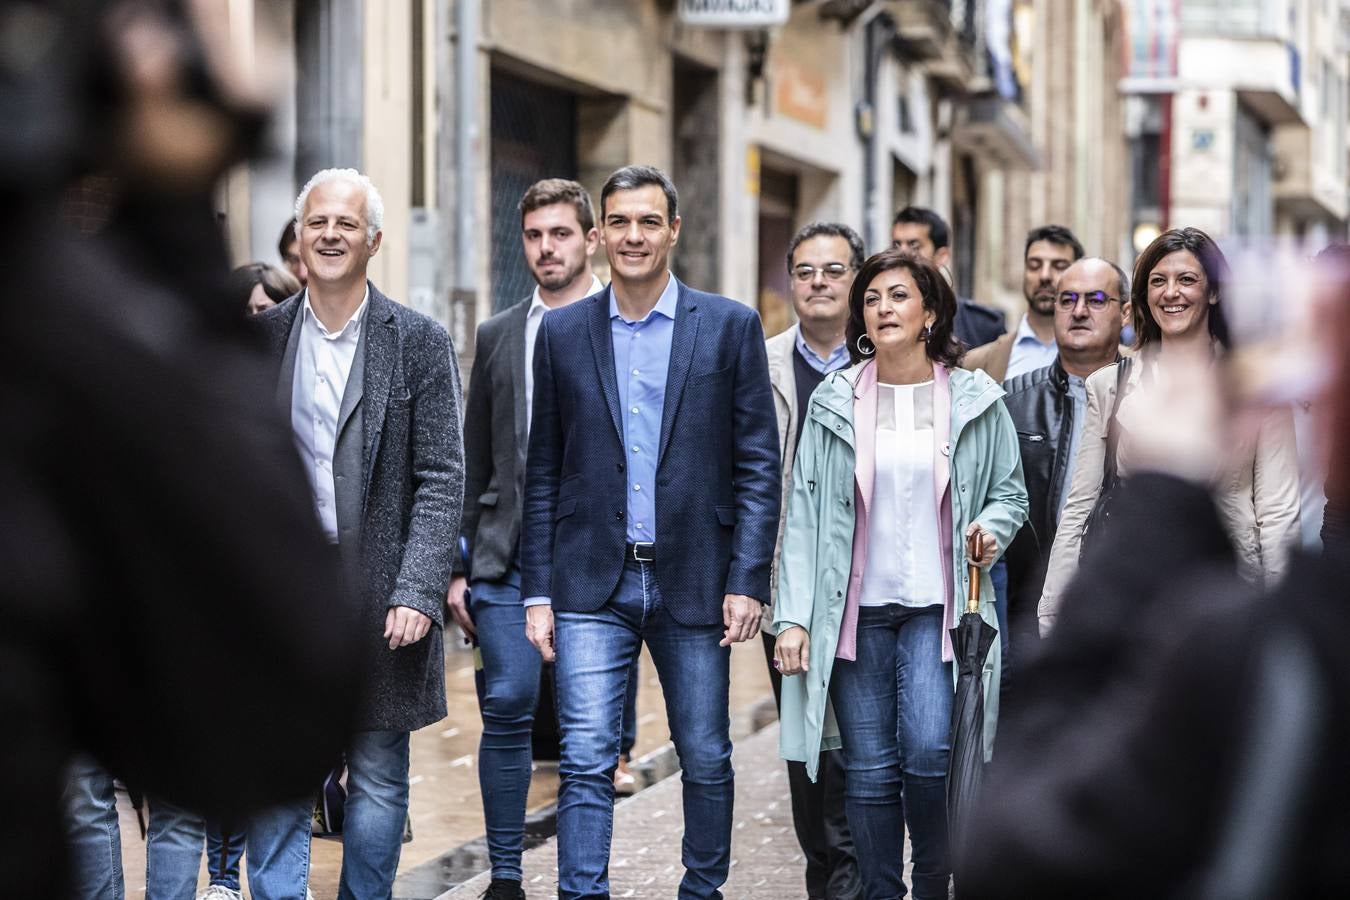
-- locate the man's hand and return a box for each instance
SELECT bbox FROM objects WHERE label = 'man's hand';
[720,593,763,647]
[526,605,555,662]
[773,625,810,676]
[446,576,476,642]
[384,605,432,650]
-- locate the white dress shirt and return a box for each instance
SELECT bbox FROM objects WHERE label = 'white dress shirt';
[291,288,369,542]
[1006,314,1059,380]
[860,381,944,608]
[524,274,604,432]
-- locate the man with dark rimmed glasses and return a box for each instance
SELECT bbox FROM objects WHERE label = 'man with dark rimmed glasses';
[994,257,1129,681]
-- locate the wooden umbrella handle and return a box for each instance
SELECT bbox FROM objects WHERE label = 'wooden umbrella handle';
[966,531,984,615]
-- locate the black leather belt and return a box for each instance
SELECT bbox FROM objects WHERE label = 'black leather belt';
[625,542,656,563]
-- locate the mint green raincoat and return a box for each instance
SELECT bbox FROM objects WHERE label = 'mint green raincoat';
[774,362,1028,780]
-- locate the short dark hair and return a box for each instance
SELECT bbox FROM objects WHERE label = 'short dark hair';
[846,249,963,367]
[892,206,950,250]
[277,220,297,259]
[519,178,596,233]
[228,262,301,309]
[600,165,678,223]
[787,222,866,272]
[1025,224,1085,261]
[1130,227,1231,350]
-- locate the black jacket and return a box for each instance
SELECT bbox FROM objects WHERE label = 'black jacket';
[999,359,1078,619]
[961,473,1350,897]
[954,297,1006,349]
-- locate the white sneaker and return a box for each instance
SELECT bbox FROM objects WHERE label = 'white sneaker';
[196,887,243,900]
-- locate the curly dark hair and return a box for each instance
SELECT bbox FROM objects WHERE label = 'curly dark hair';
[1130,227,1231,350]
[846,249,962,367]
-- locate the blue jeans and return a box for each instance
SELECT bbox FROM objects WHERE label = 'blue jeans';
[248,730,410,899]
[63,757,124,900]
[146,800,205,900]
[246,799,311,899]
[205,817,246,890]
[553,559,733,900]
[830,605,953,900]
[470,572,541,882]
[621,656,639,759]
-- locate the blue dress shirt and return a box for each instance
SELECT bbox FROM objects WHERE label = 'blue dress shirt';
[611,274,679,543]
[1059,373,1088,520]
[1006,314,1059,380]
[794,329,850,374]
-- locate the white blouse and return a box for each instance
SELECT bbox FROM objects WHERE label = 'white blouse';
[859,381,944,608]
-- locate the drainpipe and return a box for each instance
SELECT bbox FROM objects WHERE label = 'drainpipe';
[861,11,896,252]
[454,0,479,297]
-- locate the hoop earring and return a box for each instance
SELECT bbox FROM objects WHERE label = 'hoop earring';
[856,333,876,357]
[922,325,934,342]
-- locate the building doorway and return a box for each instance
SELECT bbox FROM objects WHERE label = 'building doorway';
[757,164,800,338]
[672,57,721,292]
[489,69,578,313]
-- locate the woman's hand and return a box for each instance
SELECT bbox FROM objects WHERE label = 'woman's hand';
[966,522,998,568]
[774,626,811,676]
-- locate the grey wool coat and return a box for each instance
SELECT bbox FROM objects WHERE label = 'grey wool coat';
[258,284,464,732]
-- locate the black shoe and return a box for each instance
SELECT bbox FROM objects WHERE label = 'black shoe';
[480,879,526,900]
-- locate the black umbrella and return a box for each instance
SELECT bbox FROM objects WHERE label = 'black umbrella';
[947,532,997,885]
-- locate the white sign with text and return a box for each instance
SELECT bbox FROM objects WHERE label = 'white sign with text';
[677,0,791,28]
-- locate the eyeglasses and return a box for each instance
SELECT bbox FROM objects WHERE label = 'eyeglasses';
[792,263,852,283]
[1057,290,1120,311]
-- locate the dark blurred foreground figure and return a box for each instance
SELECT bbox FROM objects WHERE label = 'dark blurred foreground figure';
[959,267,1350,897]
[0,2,360,896]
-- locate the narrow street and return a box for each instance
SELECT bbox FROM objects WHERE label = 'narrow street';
[113,638,774,898]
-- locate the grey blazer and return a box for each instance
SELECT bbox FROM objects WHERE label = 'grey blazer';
[259,285,465,732]
[455,296,530,583]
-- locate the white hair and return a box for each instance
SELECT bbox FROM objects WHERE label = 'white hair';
[293,168,385,247]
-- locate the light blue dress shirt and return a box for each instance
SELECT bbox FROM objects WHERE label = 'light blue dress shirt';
[1059,373,1088,521]
[611,274,679,543]
[793,329,850,374]
[1006,314,1059,380]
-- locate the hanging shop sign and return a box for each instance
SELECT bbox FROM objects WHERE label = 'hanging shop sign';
[677,0,791,29]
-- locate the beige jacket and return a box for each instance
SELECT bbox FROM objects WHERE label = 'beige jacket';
[765,326,804,636]
[1039,356,1301,631]
[960,332,1016,383]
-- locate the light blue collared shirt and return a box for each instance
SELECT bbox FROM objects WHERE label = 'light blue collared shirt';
[794,329,850,374]
[1006,314,1058,380]
[611,273,679,543]
[1058,373,1088,521]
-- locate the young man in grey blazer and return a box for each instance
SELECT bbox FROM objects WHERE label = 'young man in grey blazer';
[446,179,604,900]
[250,168,464,897]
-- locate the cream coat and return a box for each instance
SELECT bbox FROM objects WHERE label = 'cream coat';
[1039,355,1301,630]
[765,326,804,636]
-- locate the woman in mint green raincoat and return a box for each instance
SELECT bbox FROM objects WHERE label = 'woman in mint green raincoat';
[773,250,1027,900]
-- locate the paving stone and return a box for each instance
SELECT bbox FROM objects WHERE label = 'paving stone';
[443,724,805,899]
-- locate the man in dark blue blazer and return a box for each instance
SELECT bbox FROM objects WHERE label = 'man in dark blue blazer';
[521,166,781,899]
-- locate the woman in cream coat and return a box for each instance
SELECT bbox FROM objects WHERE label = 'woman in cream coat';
[1039,227,1300,633]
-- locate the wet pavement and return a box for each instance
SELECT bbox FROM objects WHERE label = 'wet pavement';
[444,723,806,899]
[114,634,774,898]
